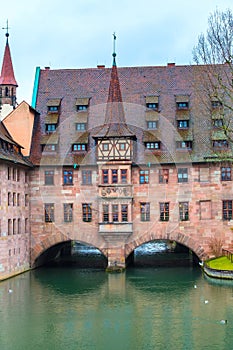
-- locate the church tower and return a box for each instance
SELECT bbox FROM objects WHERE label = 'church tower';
[0,22,18,120]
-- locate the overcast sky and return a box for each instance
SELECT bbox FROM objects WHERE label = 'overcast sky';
[0,0,232,104]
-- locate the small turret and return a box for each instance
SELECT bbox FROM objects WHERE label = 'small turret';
[0,21,18,119]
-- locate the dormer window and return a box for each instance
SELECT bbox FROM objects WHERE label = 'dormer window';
[46,124,56,132]
[48,106,58,112]
[175,95,189,109]
[145,142,161,150]
[77,105,87,111]
[176,141,192,150]
[72,143,87,151]
[147,103,158,109]
[177,102,189,109]
[145,96,159,110]
[211,98,222,108]
[76,97,90,111]
[213,119,223,127]
[147,121,157,129]
[177,120,189,129]
[46,99,61,113]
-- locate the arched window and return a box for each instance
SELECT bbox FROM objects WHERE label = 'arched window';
[5,87,9,97]
[0,88,2,97]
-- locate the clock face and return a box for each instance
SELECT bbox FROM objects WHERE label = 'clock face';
[97,139,132,160]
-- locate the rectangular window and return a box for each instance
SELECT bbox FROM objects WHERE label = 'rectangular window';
[17,169,20,181]
[177,102,189,109]
[112,204,119,222]
[76,123,86,131]
[46,124,56,132]
[140,170,149,184]
[8,192,11,206]
[48,106,58,112]
[82,203,92,222]
[119,143,126,151]
[120,169,127,183]
[121,204,128,222]
[112,169,118,184]
[159,169,169,184]
[13,168,17,181]
[72,144,87,151]
[8,219,12,235]
[176,141,192,150]
[179,202,189,221]
[213,119,223,127]
[8,167,11,180]
[200,200,212,220]
[145,142,160,150]
[223,200,232,221]
[13,192,16,206]
[25,194,29,207]
[18,219,21,234]
[177,120,189,129]
[140,202,150,221]
[160,202,169,221]
[199,167,210,182]
[17,193,20,206]
[77,105,87,111]
[212,101,222,108]
[103,204,109,222]
[102,169,109,184]
[25,218,29,233]
[147,121,157,129]
[221,167,231,181]
[178,168,188,183]
[64,203,73,222]
[42,144,57,152]
[45,170,54,185]
[13,219,16,235]
[213,140,228,149]
[146,103,158,110]
[82,170,92,185]
[102,143,109,151]
[63,169,73,185]
[45,203,55,222]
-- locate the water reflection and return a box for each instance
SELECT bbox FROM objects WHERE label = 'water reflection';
[0,267,233,350]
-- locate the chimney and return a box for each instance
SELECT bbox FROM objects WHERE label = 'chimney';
[97,65,105,69]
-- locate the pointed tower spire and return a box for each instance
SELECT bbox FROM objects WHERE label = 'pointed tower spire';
[94,33,134,138]
[0,21,18,86]
[0,21,18,119]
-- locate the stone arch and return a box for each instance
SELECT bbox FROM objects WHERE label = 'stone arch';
[125,230,208,261]
[30,232,107,267]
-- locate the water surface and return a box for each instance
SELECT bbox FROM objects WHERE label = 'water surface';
[0,267,233,350]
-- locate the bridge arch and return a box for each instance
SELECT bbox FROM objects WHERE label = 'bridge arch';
[125,230,208,261]
[31,233,108,268]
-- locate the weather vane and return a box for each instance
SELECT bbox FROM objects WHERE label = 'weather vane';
[113,32,116,54]
[2,19,9,38]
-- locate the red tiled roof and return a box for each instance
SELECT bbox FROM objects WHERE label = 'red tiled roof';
[31,62,233,166]
[0,40,18,86]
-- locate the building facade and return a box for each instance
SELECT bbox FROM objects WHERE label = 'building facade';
[1,33,233,278]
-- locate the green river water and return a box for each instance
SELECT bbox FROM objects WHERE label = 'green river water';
[0,266,233,350]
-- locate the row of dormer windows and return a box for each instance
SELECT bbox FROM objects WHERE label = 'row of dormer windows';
[41,139,229,153]
[46,96,223,115]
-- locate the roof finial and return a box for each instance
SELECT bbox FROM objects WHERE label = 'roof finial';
[112,32,116,66]
[2,20,9,43]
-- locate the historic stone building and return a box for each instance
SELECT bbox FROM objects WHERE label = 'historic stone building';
[0,32,33,279]
[1,32,233,278]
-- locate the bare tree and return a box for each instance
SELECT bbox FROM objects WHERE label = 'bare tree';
[193,8,233,144]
